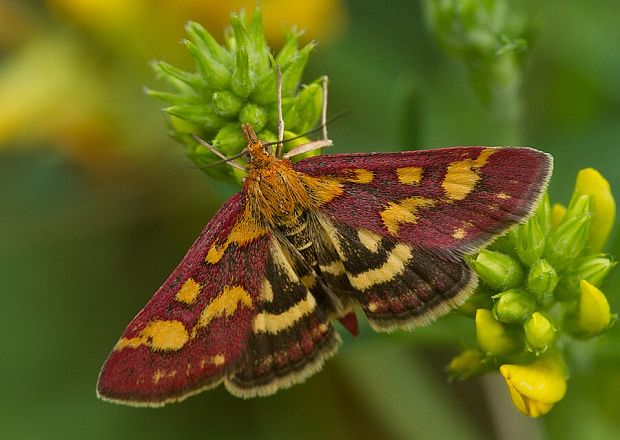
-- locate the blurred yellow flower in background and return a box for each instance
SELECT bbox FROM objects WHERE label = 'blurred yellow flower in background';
[0,0,346,174]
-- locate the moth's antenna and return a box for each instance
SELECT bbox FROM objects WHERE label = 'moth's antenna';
[191,134,246,172]
[275,64,285,158]
[262,110,350,147]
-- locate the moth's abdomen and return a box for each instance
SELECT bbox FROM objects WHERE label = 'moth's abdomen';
[276,210,318,267]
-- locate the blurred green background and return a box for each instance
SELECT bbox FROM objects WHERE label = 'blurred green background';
[2,1,619,439]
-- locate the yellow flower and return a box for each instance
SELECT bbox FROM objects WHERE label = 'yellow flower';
[572,168,616,252]
[447,349,485,381]
[500,356,567,418]
[475,309,518,356]
[572,280,612,337]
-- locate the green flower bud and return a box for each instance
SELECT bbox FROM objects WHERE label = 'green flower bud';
[535,193,552,235]
[524,312,556,352]
[493,288,536,324]
[267,97,300,132]
[239,104,268,133]
[556,254,616,301]
[185,21,232,67]
[472,249,524,291]
[148,6,325,184]
[212,91,243,118]
[164,104,224,130]
[247,6,270,75]
[476,309,519,356]
[276,28,304,66]
[145,87,201,106]
[526,259,558,303]
[563,194,592,224]
[296,82,323,133]
[230,14,256,66]
[515,217,545,266]
[252,67,278,105]
[447,349,486,381]
[231,48,256,98]
[214,124,245,155]
[545,213,592,270]
[569,280,612,338]
[151,61,205,93]
[488,229,518,255]
[185,39,231,91]
[458,288,494,317]
[281,42,315,97]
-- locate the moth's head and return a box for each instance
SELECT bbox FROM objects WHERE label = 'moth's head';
[242,123,273,167]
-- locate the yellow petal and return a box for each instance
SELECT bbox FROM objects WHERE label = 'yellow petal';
[475,309,518,355]
[575,280,611,336]
[573,168,616,252]
[500,357,567,418]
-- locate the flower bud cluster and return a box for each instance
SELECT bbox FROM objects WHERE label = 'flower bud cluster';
[147,7,324,183]
[450,168,616,417]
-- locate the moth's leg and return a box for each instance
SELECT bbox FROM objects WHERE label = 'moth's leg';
[282,76,333,160]
[320,75,329,142]
[275,64,285,158]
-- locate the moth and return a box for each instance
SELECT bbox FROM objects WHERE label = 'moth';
[96,119,551,406]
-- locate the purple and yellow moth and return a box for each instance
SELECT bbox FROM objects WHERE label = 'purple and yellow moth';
[96,119,551,406]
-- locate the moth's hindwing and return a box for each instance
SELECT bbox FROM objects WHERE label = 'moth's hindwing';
[226,238,340,397]
[296,147,552,329]
[315,215,476,330]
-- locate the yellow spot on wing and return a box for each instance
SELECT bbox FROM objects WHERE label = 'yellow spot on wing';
[342,168,374,184]
[302,174,344,207]
[300,274,317,289]
[497,192,511,199]
[348,244,413,291]
[175,278,201,304]
[195,285,253,331]
[115,320,189,351]
[205,206,265,265]
[152,369,177,384]
[319,260,346,275]
[442,148,497,200]
[358,229,382,253]
[252,292,317,334]
[213,354,225,366]
[380,197,437,235]
[397,167,423,185]
[260,278,273,302]
[452,228,466,239]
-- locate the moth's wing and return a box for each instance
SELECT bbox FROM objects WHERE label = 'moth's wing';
[97,193,272,406]
[225,236,341,398]
[295,147,552,330]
